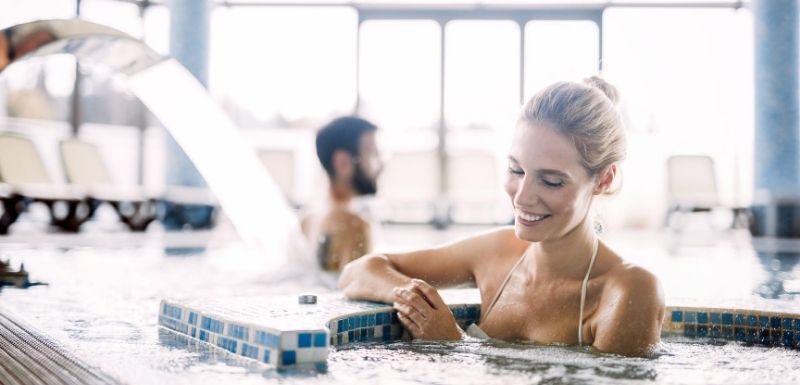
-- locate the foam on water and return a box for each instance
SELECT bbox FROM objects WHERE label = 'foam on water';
[3,243,799,385]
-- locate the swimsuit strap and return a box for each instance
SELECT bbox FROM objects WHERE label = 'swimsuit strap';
[480,246,529,324]
[578,237,600,347]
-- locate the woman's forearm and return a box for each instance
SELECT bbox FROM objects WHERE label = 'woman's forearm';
[338,254,410,303]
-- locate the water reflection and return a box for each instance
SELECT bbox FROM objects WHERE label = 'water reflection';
[754,251,800,299]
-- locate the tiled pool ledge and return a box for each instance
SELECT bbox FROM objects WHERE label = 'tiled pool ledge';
[158,290,800,368]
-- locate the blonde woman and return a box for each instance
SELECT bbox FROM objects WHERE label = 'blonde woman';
[338,77,665,357]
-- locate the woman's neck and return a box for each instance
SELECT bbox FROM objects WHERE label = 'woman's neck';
[527,217,598,281]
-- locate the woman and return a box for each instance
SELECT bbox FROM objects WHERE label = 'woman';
[338,77,665,357]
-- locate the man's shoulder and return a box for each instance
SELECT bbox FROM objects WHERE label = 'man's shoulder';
[321,208,369,233]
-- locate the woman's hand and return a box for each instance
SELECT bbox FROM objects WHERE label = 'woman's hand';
[392,279,463,341]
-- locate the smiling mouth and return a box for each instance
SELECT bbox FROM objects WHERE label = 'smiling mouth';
[516,211,551,225]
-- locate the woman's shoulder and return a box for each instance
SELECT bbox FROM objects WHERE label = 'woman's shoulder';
[600,259,665,314]
[605,262,660,293]
[451,226,524,254]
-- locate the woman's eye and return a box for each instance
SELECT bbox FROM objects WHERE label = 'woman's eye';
[508,167,524,176]
[541,178,564,188]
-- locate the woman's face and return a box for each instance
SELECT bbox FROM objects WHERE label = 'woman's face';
[505,121,597,242]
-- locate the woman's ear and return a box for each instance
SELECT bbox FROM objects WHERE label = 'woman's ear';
[594,164,617,195]
[332,149,355,181]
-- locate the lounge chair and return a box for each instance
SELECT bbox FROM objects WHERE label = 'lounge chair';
[60,138,157,231]
[0,133,96,233]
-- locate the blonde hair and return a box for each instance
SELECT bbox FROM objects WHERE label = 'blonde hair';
[520,76,626,183]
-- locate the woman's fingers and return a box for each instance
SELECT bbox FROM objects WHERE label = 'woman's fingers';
[397,312,422,337]
[410,279,446,310]
[394,301,426,326]
[393,287,430,317]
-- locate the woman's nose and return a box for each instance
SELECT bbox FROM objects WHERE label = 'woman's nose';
[513,177,540,207]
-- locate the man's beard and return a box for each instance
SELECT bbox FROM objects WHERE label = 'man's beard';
[353,164,377,195]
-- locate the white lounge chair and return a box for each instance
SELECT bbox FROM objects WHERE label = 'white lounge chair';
[0,133,95,233]
[60,138,157,231]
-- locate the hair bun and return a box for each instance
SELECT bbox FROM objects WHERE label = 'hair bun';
[583,75,619,105]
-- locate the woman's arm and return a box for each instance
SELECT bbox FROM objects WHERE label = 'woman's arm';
[592,265,665,357]
[338,227,511,303]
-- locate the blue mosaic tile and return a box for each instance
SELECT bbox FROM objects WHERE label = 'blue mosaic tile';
[783,318,794,330]
[782,331,794,347]
[735,314,746,326]
[466,307,479,320]
[685,312,696,323]
[671,310,683,323]
[282,351,296,366]
[347,318,355,330]
[697,326,708,338]
[338,319,346,332]
[348,331,354,341]
[188,312,197,325]
[722,313,733,325]
[382,325,391,341]
[684,324,696,337]
[748,315,758,327]
[190,327,196,338]
[758,330,770,345]
[263,349,270,363]
[367,328,374,339]
[795,319,800,331]
[722,327,733,339]
[218,337,237,353]
[336,334,343,345]
[746,328,757,344]
[759,316,769,328]
[367,314,375,327]
[199,330,208,342]
[314,333,326,347]
[360,328,368,340]
[771,317,781,329]
[697,313,708,324]
[228,324,249,340]
[298,333,312,348]
[710,326,721,338]
[391,312,399,323]
[734,327,746,341]
[241,343,258,359]
[361,315,368,327]
[710,313,721,324]
[771,331,782,345]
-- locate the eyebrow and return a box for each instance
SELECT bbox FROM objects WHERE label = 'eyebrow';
[507,155,571,178]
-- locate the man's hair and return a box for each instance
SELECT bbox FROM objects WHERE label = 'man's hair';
[315,116,377,178]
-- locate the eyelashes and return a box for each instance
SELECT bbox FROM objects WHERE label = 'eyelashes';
[507,167,564,188]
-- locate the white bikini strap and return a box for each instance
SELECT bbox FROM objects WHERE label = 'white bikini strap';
[480,247,529,324]
[578,237,599,347]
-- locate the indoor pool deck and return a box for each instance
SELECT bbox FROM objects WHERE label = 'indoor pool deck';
[0,224,798,384]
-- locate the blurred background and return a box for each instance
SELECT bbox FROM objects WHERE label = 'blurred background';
[0,0,757,235]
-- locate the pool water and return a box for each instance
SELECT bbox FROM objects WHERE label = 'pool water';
[0,229,799,384]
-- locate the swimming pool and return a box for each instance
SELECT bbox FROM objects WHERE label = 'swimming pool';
[0,227,798,384]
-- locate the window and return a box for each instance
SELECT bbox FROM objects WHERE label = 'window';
[359,20,441,132]
[444,20,520,131]
[80,0,144,37]
[524,20,599,99]
[0,0,76,28]
[209,6,357,128]
[602,7,754,225]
